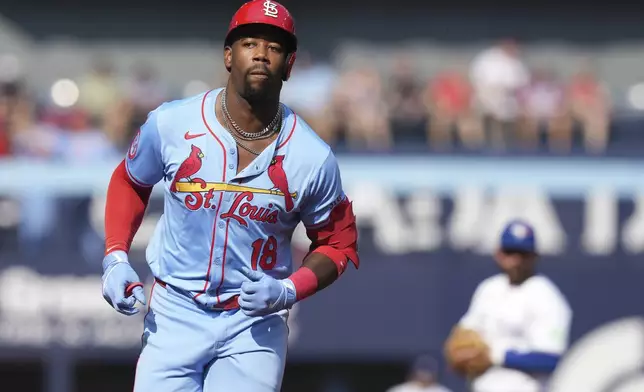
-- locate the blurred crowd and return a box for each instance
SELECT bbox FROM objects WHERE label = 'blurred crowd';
[0,39,613,163]
[286,40,611,153]
[0,59,168,162]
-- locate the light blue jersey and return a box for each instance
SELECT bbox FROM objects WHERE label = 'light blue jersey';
[125,88,345,309]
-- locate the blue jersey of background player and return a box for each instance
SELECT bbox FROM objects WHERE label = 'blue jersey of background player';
[100,1,360,391]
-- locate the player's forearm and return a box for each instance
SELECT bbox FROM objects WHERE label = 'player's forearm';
[283,252,342,305]
[284,240,358,305]
[104,160,153,254]
[283,198,359,304]
[302,252,341,290]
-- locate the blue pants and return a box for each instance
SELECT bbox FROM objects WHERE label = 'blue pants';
[134,281,289,392]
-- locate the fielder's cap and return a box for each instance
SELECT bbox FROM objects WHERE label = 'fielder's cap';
[500,219,536,253]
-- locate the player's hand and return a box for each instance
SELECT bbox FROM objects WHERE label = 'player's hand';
[101,251,147,316]
[238,267,296,316]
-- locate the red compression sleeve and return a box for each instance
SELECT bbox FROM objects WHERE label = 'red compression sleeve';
[288,267,318,301]
[307,198,359,273]
[104,160,153,255]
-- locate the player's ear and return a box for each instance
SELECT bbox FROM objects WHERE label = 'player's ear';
[224,45,233,73]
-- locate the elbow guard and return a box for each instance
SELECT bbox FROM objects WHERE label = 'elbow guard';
[306,198,359,275]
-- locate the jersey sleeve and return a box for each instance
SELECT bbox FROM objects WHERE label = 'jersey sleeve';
[300,151,346,228]
[459,282,487,330]
[125,108,165,187]
[527,285,572,355]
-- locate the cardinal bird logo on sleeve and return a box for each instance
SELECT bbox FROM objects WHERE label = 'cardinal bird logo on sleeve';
[268,155,294,212]
[170,145,206,192]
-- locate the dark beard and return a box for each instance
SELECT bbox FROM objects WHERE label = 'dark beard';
[241,79,283,104]
[241,81,270,103]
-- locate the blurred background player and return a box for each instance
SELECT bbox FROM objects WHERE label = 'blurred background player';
[386,354,453,392]
[444,219,572,392]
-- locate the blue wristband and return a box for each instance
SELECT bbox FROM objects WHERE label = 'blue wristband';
[503,351,561,373]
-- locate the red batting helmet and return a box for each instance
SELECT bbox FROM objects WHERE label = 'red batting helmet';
[226,0,297,81]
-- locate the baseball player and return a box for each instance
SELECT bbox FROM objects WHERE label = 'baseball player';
[100,1,359,391]
[444,219,572,392]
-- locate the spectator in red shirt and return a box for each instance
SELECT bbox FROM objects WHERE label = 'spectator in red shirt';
[425,69,483,149]
[0,82,21,156]
[0,122,10,156]
[566,68,611,153]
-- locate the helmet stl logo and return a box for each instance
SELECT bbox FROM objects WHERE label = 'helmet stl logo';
[263,0,279,18]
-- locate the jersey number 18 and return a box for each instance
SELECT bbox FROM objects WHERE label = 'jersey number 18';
[251,236,277,271]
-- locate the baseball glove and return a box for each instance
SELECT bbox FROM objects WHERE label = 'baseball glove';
[443,327,492,377]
